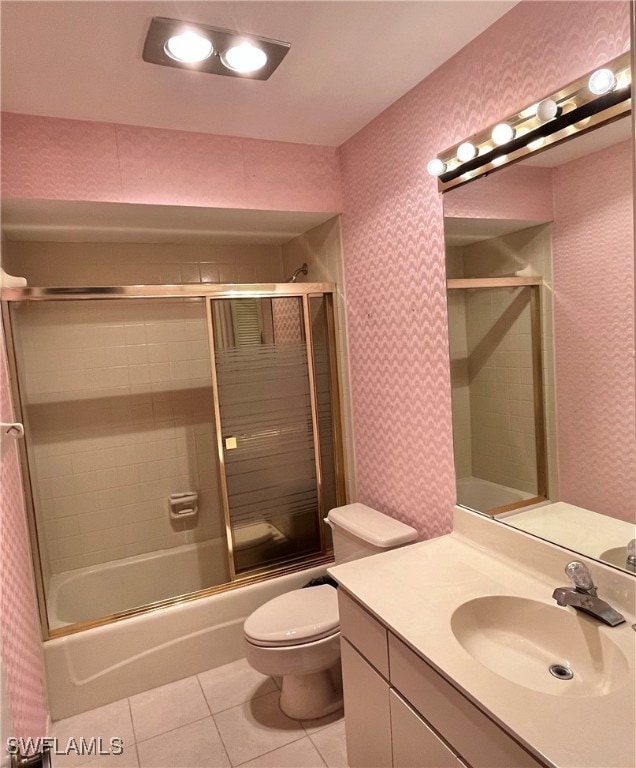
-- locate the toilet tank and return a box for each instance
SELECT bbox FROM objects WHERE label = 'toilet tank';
[326,503,418,564]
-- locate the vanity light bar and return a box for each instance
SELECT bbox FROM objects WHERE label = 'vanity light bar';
[428,51,631,191]
[143,17,291,80]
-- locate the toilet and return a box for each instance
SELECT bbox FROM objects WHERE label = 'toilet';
[243,503,418,720]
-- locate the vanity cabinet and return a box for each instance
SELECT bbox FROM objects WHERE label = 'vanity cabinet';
[338,590,545,768]
[341,639,392,767]
[389,690,464,768]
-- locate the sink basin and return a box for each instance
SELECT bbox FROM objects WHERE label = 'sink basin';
[600,546,628,569]
[451,596,628,697]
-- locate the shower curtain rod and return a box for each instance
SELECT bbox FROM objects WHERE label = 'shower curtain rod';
[1,282,335,301]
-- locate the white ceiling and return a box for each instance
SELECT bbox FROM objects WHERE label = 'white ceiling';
[0,1,517,146]
[1,199,337,245]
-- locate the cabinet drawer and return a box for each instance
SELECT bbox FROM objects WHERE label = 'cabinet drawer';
[390,689,463,768]
[338,589,389,677]
[388,634,544,768]
[341,638,392,768]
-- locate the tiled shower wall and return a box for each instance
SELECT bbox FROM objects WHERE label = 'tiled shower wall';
[464,288,537,494]
[12,299,226,576]
[281,217,356,499]
[4,240,287,575]
[460,226,558,498]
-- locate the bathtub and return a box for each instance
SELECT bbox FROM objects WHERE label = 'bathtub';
[48,538,230,629]
[456,476,534,513]
[44,560,329,719]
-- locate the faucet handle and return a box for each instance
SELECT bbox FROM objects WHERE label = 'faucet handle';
[565,561,596,593]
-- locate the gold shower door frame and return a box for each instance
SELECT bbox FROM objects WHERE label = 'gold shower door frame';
[1,283,346,639]
[206,291,345,582]
[446,277,548,516]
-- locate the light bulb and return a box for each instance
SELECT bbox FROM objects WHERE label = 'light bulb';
[427,158,447,177]
[535,99,560,122]
[491,154,508,167]
[491,123,515,145]
[456,142,477,163]
[527,137,545,150]
[588,68,616,95]
[616,70,631,89]
[165,30,213,63]
[221,42,268,73]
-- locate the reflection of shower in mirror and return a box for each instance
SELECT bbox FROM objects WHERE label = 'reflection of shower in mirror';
[443,116,635,574]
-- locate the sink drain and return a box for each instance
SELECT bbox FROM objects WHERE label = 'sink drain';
[549,664,573,680]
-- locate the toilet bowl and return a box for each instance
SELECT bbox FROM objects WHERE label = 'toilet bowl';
[244,503,418,719]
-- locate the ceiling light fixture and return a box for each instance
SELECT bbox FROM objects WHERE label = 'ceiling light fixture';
[588,68,617,95]
[456,142,477,162]
[221,41,268,73]
[164,30,214,63]
[144,17,290,80]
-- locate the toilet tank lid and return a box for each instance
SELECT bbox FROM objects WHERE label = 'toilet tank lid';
[327,503,418,548]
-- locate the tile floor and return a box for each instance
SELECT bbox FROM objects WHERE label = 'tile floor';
[51,659,348,768]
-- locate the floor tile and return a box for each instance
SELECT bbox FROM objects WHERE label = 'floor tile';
[198,659,277,714]
[213,690,305,766]
[310,722,348,768]
[301,709,344,736]
[77,744,139,768]
[129,677,210,742]
[52,700,135,768]
[237,737,326,767]
[136,718,230,768]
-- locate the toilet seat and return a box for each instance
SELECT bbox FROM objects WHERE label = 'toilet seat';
[244,585,339,647]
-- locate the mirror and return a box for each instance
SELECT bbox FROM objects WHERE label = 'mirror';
[443,115,636,573]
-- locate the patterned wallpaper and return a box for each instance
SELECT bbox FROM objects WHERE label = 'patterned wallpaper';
[443,165,554,222]
[553,139,635,522]
[1,113,342,213]
[0,319,49,736]
[338,0,631,538]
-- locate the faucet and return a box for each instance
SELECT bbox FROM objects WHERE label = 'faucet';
[626,539,636,574]
[552,561,625,627]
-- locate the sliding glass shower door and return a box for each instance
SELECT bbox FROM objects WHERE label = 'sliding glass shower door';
[209,296,326,576]
[4,284,344,637]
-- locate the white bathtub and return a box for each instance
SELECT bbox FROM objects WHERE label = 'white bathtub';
[48,538,230,629]
[44,562,329,719]
[456,476,534,513]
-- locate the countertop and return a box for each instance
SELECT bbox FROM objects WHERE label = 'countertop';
[328,517,636,768]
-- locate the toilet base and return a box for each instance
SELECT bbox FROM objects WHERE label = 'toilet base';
[279,663,343,720]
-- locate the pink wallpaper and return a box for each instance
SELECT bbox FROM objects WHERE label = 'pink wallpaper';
[338,0,630,538]
[1,113,342,213]
[552,140,635,522]
[443,165,554,222]
[0,320,49,737]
